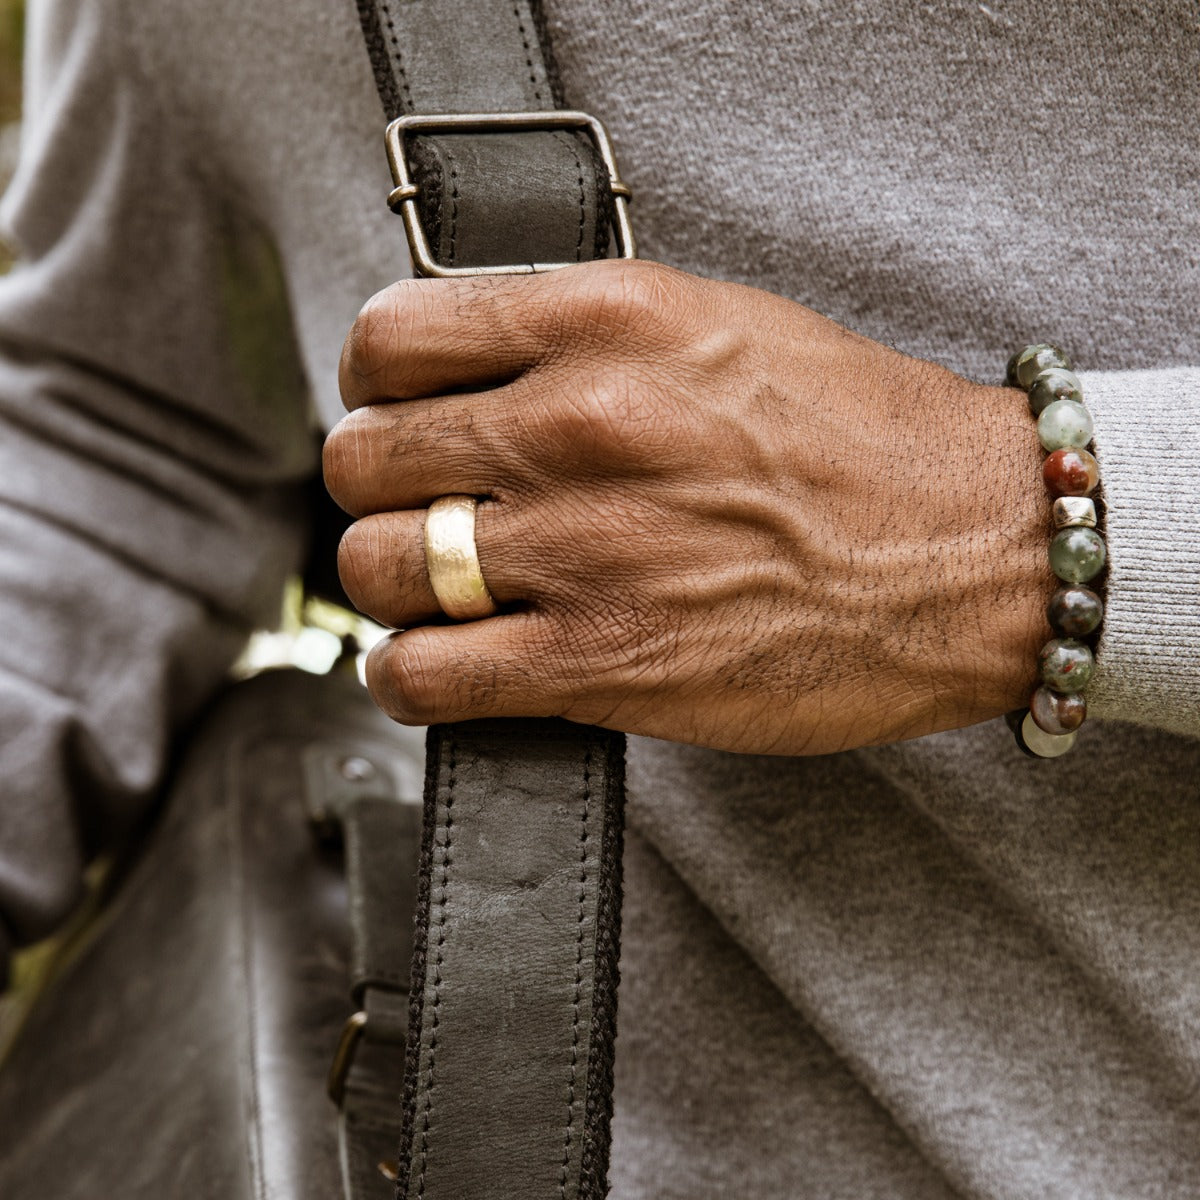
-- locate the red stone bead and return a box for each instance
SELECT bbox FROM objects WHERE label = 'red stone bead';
[1043,447,1100,497]
[1030,685,1087,735]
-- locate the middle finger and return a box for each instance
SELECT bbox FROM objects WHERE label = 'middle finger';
[323,385,533,517]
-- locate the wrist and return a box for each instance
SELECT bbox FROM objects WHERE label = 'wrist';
[924,380,1053,726]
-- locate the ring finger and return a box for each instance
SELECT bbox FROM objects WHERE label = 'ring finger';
[338,498,524,629]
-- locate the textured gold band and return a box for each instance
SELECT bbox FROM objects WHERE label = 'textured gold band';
[423,495,499,621]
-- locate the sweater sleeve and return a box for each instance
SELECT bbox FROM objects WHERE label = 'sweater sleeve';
[1072,367,1200,737]
[0,0,316,963]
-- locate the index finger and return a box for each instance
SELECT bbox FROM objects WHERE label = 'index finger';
[339,271,565,412]
[337,258,688,411]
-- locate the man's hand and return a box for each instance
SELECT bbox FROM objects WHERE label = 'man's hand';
[323,259,1050,755]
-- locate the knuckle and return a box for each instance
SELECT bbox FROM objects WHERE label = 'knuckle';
[373,632,446,724]
[592,259,684,327]
[340,293,390,388]
[336,522,376,609]
[321,429,348,505]
[550,376,624,450]
[339,280,422,402]
[321,409,375,514]
[684,322,747,377]
[554,259,692,347]
[458,662,503,716]
[540,373,665,467]
[548,582,680,682]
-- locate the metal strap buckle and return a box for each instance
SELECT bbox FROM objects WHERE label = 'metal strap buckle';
[384,110,636,278]
[326,1010,367,1106]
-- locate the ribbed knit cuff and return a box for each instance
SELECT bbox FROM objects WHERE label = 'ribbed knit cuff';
[1079,367,1200,735]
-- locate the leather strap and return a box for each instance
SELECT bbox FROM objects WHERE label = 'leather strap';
[351,4,629,1197]
[304,748,423,1200]
[356,0,611,269]
[402,721,624,1200]
[340,798,416,1200]
[344,798,422,1009]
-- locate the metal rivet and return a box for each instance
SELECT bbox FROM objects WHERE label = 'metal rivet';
[339,756,376,783]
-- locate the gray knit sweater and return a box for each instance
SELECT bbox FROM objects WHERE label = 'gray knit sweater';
[2,1,1199,1195]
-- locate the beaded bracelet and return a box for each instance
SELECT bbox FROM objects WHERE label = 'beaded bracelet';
[1004,344,1105,759]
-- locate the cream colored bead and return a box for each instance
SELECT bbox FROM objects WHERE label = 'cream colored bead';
[1052,496,1097,530]
[1021,711,1078,758]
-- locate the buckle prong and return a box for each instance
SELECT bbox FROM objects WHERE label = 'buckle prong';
[384,110,636,277]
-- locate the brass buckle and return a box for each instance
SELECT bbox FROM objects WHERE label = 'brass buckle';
[384,110,636,278]
[326,1010,367,1106]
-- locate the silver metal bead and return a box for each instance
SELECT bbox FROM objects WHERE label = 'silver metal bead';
[1052,496,1097,529]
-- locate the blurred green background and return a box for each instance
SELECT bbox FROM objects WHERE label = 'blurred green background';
[0,0,22,273]
[0,0,18,115]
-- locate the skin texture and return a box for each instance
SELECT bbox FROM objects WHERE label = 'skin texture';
[324,259,1052,756]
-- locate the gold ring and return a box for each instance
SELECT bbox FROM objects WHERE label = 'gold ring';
[423,495,499,621]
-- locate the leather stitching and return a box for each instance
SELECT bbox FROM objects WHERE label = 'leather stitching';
[380,0,415,110]
[569,138,586,264]
[416,734,456,1198]
[353,0,405,119]
[558,743,593,1198]
[578,731,624,1198]
[511,3,545,104]
[446,146,461,270]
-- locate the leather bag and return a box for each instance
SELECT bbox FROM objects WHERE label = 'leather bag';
[0,668,424,1199]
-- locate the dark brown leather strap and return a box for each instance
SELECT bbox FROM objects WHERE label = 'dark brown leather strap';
[304,749,423,1200]
[338,801,418,1200]
[403,722,624,1200]
[350,4,629,1198]
[355,0,612,270]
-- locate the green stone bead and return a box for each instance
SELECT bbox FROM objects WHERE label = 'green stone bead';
[1038,638,1095,693]
[1037,399,1094,451]
[1027,367,1084,417]
[1049,527,1106,583]
[1007,344,1072,390]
